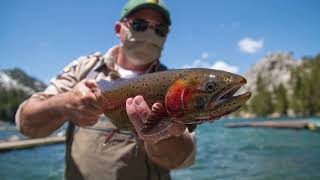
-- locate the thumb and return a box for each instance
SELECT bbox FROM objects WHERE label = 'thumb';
[84,79,102,106]
[85,79,98,90]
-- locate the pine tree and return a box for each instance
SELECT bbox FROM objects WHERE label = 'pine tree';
[273,83,288,116]
[249,75,274,116]
[290,54,320,116]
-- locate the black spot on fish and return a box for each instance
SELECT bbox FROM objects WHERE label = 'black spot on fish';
[195,97,206,110]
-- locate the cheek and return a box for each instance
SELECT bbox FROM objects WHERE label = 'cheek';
[194,96,207,110]
[165,86,184,115]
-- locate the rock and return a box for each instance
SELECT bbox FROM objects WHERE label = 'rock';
[0,68,46,95]
[240,52,301,96]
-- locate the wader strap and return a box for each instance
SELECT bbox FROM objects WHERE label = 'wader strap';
[65,56,106,178]
[84,57,120,143]
[64,120,75,180]
[86,57,105,80]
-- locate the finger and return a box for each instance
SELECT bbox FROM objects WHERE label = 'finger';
[77,80,96,96]
[84,80,103,109]
[150,102,168,119]
[85,79,98,90]
[86,116,99,126]
[126,98,144,131]
[72,116,98,127]
[73,105,101,120]
[133,96,151,123]
[151,102,165,112]
[81,94,103,113]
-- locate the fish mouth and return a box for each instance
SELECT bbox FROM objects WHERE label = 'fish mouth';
[194,80,251,124]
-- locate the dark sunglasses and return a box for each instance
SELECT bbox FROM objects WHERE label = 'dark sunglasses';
[123,18,169,37]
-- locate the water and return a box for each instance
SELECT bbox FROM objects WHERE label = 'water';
[1,118,320,180]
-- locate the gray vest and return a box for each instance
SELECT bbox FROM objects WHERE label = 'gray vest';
[64,58,171,180]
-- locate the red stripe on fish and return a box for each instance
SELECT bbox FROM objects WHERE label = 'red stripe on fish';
[165,79,187,116]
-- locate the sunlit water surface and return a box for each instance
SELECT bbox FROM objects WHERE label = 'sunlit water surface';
[1,118,319,180]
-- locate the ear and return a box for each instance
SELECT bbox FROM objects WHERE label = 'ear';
[114,22,122,38]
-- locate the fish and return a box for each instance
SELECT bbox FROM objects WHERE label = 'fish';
[95,68,251,139]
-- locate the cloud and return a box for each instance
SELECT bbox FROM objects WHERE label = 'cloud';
[182,59,239,73]
[238,38,264,54]
[201,52,209,59]
[210,61,239,73]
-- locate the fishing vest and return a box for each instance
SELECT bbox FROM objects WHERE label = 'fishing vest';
[64,50,171,180]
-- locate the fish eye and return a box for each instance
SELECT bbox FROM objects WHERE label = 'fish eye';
[206,81,216,93]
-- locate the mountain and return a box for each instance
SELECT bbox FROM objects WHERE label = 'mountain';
[0,68,46,123]
[241,52,301,94]
[0,68,46,95]
[238,52,320,118]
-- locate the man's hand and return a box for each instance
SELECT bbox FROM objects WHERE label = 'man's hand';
[126,95,186,143]
[64,79,103,127]
[18,79,103,138]
[126,95,195,169]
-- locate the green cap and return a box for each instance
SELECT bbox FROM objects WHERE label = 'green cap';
[120,0,171,25]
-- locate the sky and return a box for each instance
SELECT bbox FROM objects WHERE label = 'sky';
[1,0,320,83]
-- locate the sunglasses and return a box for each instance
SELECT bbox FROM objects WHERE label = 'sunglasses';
[123,18,169,37]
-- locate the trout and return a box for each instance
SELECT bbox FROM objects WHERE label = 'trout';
[95,68,251,139]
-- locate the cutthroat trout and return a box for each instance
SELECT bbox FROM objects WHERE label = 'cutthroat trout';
[96,68,251,138]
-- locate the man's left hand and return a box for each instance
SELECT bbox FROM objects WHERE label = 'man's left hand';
[126,95,186,143]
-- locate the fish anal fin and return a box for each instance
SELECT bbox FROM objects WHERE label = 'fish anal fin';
[143,102,169,129]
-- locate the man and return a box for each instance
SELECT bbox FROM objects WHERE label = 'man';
[15,0,196,179]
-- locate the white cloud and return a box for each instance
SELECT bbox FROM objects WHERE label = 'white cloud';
[182,60,239,73]
[210,61,239,73]
[238,37,264,54]
[201,52,209,59]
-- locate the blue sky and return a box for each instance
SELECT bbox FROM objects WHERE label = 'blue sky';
[1,0,320,83]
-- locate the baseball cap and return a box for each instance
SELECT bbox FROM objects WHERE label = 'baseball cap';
[120,0,171,25]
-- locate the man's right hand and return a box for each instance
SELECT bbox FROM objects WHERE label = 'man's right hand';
[64,79,103,127]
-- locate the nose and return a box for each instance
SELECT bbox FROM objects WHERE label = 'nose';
[232,76,247,85]
[239,77,247,84]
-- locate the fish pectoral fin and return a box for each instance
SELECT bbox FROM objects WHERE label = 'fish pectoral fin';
[140,119,185,143]
[141,102,170,132]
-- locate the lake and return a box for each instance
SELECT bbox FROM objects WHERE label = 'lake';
[0,118,319,180]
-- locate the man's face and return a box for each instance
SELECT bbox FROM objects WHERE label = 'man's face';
[116,8,169,42]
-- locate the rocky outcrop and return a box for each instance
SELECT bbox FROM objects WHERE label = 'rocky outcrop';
[0,68,46,123]
[241,52,301,94]
[0,68,46,95]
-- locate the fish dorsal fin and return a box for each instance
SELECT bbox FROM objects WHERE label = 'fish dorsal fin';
[109,70,121,80]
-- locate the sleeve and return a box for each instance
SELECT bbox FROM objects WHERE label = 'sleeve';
[15,54,101,130]
[175,131,196,169]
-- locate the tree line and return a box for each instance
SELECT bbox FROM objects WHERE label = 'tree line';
[0,88,29,123]
[242,54,320,117]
